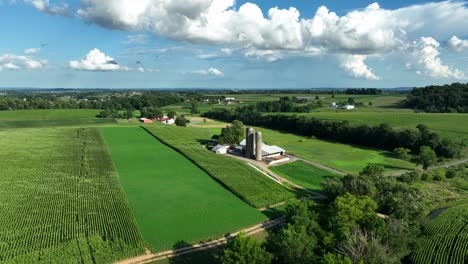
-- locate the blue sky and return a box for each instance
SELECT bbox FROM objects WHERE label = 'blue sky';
[0,0,467,89]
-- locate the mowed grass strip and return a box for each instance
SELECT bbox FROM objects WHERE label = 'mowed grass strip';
[0,127,145,263]
[258,127,416,174]
[100,127,267,251]
[144,125,295,208]
[271,161,341,191]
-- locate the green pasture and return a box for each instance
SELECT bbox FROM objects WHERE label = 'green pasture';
[145,125,295,208]
[271,161,341,191]
[100,127,267,251]
[0,127,145,263]
[258,127,417,174]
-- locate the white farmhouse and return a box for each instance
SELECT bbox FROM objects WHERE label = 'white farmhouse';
[342,105,355,110]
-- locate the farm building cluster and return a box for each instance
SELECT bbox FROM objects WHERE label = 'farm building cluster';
[139,116,175,124]
[330,102,355,110]
[211,127,289,165]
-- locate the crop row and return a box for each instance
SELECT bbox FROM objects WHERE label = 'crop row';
[0,128,145,263]
[412,205,468,264]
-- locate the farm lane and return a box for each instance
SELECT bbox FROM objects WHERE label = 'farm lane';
[284,154,347,176]
[115,217,287,264]
[226,153,325,198]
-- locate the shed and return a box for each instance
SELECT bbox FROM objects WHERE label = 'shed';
[212,144,229,154]
[144,119,153,124]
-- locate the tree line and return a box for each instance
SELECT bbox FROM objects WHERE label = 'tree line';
[405,82,468,113]
[202,108,463,159]
[344,88,382,95]
[0,92,182,112]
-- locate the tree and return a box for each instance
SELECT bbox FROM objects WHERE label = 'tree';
[347,98,356,105]
[167,111,177,119]
[393,147,411,160]
[175,115,188,127]
[321,253,352,264]
[190,100,200,114]
[219,120,244,145]
[330,193,379,239]
[417,146,437,170]
[221,233,272,264]
[268,224,317,264]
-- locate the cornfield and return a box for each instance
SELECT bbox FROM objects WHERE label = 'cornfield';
[0,127,145,263]
[412,205,468,264]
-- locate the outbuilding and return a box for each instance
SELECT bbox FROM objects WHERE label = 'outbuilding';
[342,105,355,110]
[212,144,229,154]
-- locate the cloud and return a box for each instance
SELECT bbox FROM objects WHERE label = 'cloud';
[192,67,224,77]
[340,55,380,80]
[0,54,47,71]
[411,37,466,79]
[124,34,149,45]
[24,48,40,54]
[25,0,70,16]
[69,49,130,71]
[447,35,468,52]
[76,1,468,54]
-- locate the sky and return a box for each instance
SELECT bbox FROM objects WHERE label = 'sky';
[0,0,467,89]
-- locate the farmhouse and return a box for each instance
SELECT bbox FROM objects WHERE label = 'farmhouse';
[162,118,175,125]
[342,104,355,110]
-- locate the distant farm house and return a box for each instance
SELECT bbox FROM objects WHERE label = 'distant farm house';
[342,105,355,110]
[212,144,229,154]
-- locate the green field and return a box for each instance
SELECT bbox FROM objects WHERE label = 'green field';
[0,109,116,129]
[144,125,295,208]
[289,112,468,141]
[271,161,341,191]
[101,127,267,251]
[412,205,468,264]
[0,127,145,263]
[258,127,417,174]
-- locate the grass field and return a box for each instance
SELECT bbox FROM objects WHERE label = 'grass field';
[144,125,295,208]
[0,127,145,263]
[258,127,417,174]
[101,127,267,251]
[0,109,116,129]
[270,161,342,191]
[288,112,468,141]
[412,205,468,264]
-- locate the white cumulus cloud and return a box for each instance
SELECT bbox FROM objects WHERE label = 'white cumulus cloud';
[411,37,466,79]
[447,35,468,52]
[192,67,224,77]
[340,55,380,80]
[69,49,130,71]
[0,54,47,71]
[25,0,70,16]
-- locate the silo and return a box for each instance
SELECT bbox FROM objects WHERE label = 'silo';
[255,131,263,161]
[245,127,255,158]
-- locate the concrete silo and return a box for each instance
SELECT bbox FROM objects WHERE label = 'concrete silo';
[245,127,255,159]
[255,131,263,161]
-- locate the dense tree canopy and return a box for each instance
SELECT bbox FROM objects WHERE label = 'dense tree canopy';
[406,83,468,113]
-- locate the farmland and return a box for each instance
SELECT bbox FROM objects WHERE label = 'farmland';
[412,205,468,264]
[259,127,417,174]
[100,127,267,251]
[0,127,145,263]
[0,109,116,129]
[144,125,295,208]
[270,161,341,191]
[288,112,468,141]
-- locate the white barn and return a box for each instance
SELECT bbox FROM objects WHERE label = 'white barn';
[212,144,229,154]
